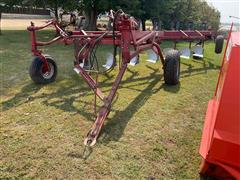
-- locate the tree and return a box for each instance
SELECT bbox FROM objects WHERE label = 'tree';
[79,0,142,30]
[125,0,177,30]
[78,0,115,30]
[33,0,79,21]
[165,0,220,31]
[155,0,176,29]
[138,0,159,30]
[198,1,220,31]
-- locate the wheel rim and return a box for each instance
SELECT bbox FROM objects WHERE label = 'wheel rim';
[177,62,180,77]
[41,63,54,79]
[176,60,180,78]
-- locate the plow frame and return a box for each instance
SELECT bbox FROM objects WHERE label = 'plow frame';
[27,11,214,146]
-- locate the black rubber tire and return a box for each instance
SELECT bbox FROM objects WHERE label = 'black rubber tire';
[164,49,180,85]
[29,56,57,84]
[215,35,224,54]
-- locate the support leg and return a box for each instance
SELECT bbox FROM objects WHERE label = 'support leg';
[153,42,165,66]
[84,63,128,146]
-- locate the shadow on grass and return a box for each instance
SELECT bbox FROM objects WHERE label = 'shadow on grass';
[100,66,181,144]
[180,59,220,78]
[1,59,220,146]
[38,66,167,124]
[1,83,43,111]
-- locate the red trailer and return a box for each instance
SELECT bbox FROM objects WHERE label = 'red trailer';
[199,24,240,179]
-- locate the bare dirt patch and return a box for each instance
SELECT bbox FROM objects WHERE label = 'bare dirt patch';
[1,19,52,30]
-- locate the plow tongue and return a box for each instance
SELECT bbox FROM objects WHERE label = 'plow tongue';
[180,47,191,59]
[102,53,114,70]
[146,49,159,63]
[192,45,204,59]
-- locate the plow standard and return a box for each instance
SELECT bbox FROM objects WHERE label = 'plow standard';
[27,10,214,146]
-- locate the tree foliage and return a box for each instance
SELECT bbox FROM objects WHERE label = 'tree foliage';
[77,0,113,30]
[0,0,221,31]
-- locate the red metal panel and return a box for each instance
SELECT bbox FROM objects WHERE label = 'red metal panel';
[215,46,240,137]
[199,100,219,159]
[199,30,240,178]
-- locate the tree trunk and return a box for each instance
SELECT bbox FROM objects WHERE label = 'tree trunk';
[54,6,58,21]
[84,9,97,31]
[141,19,146,31]
[0,12,2,35]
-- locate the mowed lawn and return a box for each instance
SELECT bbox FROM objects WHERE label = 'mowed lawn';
[0,30,223,179]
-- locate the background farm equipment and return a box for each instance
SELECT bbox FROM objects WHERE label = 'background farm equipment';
[27,10,214,146]
[199,24,240,179]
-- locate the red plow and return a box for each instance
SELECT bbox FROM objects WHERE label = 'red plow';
[27,10,214,146]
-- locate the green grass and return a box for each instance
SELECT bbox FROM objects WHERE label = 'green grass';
[0,30,223,179]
